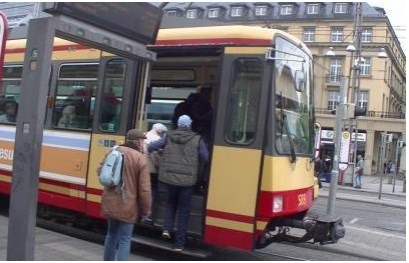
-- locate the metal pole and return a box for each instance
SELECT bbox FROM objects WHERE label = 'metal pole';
[349,3,363,186]
[378,133,386,200]
[327,77,345,215]
[392,139,400,193]
[7,17,55,260]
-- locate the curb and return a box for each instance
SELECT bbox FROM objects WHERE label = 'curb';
[318,192,406,209]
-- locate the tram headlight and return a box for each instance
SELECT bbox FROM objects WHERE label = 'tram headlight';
[273,195,283,213]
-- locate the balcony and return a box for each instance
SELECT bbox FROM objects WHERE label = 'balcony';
[315,108,405,119]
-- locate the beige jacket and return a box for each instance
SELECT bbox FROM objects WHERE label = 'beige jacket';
[101,145,151,223]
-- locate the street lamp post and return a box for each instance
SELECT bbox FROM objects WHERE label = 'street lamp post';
[327,77,346,215]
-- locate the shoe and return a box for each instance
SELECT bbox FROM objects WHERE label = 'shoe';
[162,230,171,239]
[141,216,153,225]
[173,246,184,252]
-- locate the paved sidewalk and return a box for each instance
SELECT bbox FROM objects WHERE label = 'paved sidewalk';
[320,173,406,208]
[0,216,151,261]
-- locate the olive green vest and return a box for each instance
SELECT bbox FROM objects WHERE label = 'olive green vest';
[158,129,200,186]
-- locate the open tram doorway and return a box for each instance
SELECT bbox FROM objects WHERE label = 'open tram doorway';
[145,45,222,237]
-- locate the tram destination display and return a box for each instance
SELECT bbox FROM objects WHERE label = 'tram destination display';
[42,2,163,45]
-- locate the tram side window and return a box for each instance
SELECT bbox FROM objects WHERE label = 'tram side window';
[225,59,263,145]
[0,66,22,124]
[99,59,125,132]
[52,63,98,130]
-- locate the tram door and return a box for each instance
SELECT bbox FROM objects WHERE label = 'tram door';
[85,56,142,217]
[204,47,271,251]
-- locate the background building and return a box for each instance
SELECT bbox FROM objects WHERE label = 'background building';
[1,2,406,177]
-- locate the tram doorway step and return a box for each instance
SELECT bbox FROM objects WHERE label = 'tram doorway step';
[131,235,212,258]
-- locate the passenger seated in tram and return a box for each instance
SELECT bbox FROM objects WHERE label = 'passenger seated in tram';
[58,105,79,128]
[0,98,18,123]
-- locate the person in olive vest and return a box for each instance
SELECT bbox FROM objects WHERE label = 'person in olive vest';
[148,115,209,251]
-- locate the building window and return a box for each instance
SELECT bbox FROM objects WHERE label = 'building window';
[334,3,348,14]
[306,4,319,14]
[361,28,373,43]
[167,11,177,16]
[186,9,198,19]
[359,58,371,76]
[231,6,243,17]
[255,5,267,16]
[327,91,340,110]
[303,27,315,42]
[329,58,343,82]
[280,5,293,15]
[357,91,368,110]
[331,27,344,42]
[208,8,219,18]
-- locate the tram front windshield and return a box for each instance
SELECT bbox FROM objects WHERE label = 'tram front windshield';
[274,37,313,156]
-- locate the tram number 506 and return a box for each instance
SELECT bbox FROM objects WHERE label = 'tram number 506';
[297,193,307,207]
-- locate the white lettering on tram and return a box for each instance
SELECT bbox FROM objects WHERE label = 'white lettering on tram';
[0,148,14,160]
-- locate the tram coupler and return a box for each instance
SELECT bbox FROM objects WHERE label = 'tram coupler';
[256,213,345,249]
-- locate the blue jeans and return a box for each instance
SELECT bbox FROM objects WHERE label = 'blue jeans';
[355,173,362,187]
[163,184,194,247]
[104,218,134,261]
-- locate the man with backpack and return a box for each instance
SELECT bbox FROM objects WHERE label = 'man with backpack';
[100,129,151,261]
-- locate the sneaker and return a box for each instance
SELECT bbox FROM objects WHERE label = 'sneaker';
[141,216,153,225]
[173,246,184,252]
[162,230,171,239]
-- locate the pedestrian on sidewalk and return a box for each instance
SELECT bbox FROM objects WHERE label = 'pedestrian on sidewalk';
[354,155,364,189]
[100,129,152,261]
[314,156,324,188]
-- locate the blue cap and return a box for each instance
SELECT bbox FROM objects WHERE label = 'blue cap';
[177,115,192,127]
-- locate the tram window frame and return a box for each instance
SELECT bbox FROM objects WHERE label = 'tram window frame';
[225,58,263,145]
[98,59,126,133]
[52,63,98,130]
[0,65,23,124]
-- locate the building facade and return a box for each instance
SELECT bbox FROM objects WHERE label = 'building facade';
[160,2,406,177]
[1,2,406,177]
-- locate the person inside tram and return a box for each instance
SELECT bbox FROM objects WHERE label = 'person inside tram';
[58,105,79,128]
[0,98,18,123]
[172,89,213,144]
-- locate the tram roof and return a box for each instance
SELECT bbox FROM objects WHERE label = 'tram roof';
[153,25,311,57]
[6,25,311,58]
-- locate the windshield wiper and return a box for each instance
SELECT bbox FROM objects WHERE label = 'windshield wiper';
[281,109,297,163]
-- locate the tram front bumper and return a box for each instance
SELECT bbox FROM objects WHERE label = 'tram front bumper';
[256,212,345,248]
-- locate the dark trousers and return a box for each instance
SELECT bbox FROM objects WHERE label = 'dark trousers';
[163,184,194,247]
[315,172,323,188]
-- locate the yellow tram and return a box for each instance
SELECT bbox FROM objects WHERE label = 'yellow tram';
[0,25,344,251]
